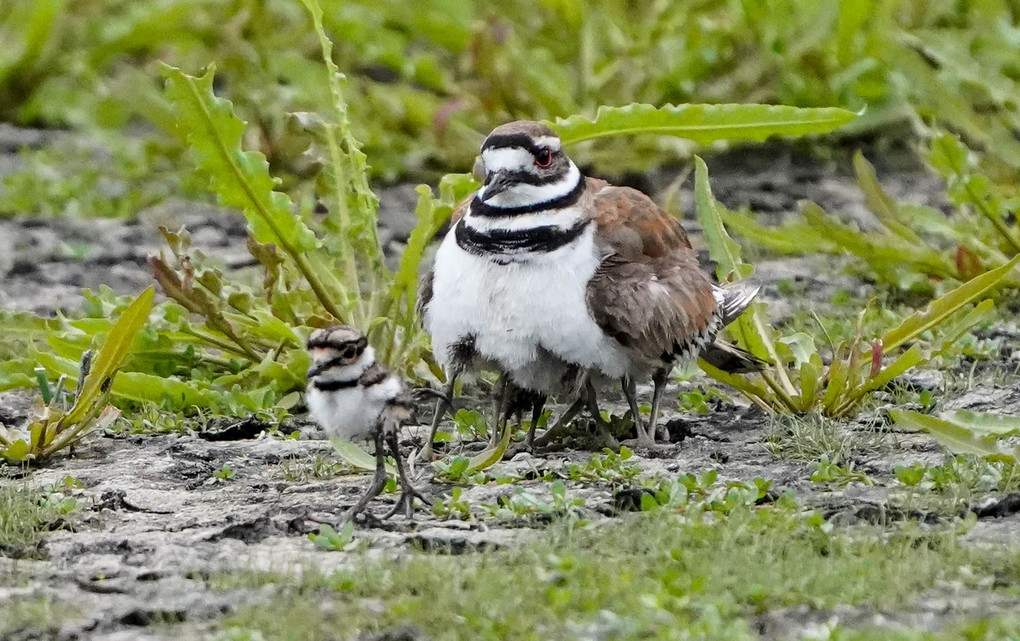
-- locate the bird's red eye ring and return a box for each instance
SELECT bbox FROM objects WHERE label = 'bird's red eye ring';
[534,148,553,168]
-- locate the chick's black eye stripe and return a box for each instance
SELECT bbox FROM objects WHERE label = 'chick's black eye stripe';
[470,175,585,217]
[455,219,590,256]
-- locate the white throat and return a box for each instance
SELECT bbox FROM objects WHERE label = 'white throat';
[480,161,580,208]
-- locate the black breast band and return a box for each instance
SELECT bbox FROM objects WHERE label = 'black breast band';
[455,219,590,261]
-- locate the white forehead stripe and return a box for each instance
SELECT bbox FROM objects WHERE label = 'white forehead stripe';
[481,147,534,171]
[532,136,561,151]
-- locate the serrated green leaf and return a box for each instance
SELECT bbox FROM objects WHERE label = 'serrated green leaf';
[694,158,797,403]
[549,103,857,146]
[162,64,349,323]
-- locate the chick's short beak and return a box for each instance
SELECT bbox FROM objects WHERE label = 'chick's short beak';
[481,170,514,202]
[307,359,335,379]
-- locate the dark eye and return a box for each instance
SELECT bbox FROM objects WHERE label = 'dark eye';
[342,346,356,358]
[534,148,553,168]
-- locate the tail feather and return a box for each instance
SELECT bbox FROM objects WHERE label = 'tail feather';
[713,281,761,328]
[700,340,767,374]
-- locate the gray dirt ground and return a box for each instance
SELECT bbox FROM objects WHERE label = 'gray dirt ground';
[2,129,1019,640]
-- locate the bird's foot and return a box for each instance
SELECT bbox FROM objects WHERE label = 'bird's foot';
[382,485,431,521]
[338,507,382,529]
[620,436,672,454]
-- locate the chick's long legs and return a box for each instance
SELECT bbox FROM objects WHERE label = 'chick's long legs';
[341,429,388,523]
[382,427,431,520]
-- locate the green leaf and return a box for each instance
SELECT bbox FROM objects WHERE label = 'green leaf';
[943,411,1020,438]
[328,436,396,474]
[61,287,153,427]
[720,208,834,255]
[0,0,62,88]
[882,255,1020,352]
[162,64,350,323]
[859,344,925,394]
[467,422,513,472]
[890,410,1007,458]
[549,103,858,145]
[694,157,798,404]
[2,438,31,463]
[695,157,748,281]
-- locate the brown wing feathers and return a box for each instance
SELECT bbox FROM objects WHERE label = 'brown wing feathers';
[587,185,716,365]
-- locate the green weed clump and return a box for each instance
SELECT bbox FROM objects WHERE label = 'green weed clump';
[0,287,152,462]
[695,156,1018,419]
[724,137,1020,296]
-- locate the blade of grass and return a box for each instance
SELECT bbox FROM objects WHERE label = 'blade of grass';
[694,156,797,403]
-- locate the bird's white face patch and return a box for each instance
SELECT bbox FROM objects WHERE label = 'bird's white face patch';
[481,147,534,174]
[481,162,581,208]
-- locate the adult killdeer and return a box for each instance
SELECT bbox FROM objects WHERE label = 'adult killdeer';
[421,121,760,450]
[306,326,429,520]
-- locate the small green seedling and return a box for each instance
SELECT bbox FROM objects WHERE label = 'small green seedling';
[894,463,928,487]
[432,487,473,520]
[308,522,356,552]
[809,455,873,486]
[214,464,235,481]
[452,409,488,441]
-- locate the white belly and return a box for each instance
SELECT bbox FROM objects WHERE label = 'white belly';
[426,224,630,390]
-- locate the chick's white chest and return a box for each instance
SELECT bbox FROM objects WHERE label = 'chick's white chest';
[426,222,629,385]
[306,378,400,441]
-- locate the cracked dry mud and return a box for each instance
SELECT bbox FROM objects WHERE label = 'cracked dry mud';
[2,130,1020,640]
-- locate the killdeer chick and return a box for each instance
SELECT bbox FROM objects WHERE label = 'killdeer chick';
[306,326,430,521]
[421,121,761,451]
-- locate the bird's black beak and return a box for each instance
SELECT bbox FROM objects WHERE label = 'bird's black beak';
[307,361,329,379]
[481,170,513,202]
